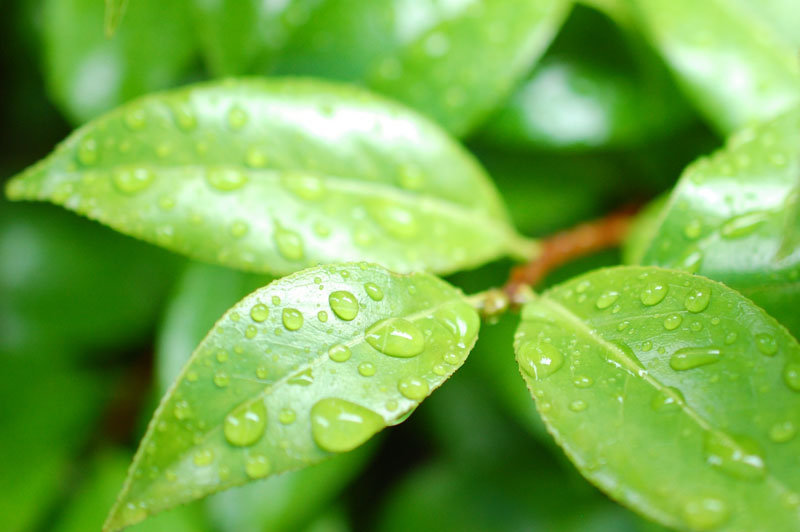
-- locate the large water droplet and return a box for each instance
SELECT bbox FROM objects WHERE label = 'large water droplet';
[703,431,766,480]
[682,497,729,530]
[517,341,564,380]
[434,302,479,344]
[670,347,721,371]
[310,398,384,453]
[720,212,767,239]
[684,287,711,313]
[250,303,269,322]
[245,455,271,479]
[274,225,304,261]
[328,344,351,362]
[398,376,430,401]
[366,318,425,357]
[640,283,668,305]
[224,400,267,447]
[329,291,359,321]
[113,167,154,195]
[364,282,384,301]
[207,167,247,191]
[595,291,619,309]
[282,308,304,330]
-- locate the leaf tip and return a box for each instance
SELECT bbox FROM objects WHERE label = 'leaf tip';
[4,177,26,201]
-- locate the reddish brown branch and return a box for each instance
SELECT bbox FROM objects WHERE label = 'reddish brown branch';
[504,205,639,305]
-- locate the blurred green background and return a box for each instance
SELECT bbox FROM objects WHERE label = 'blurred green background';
[0,1,726,530]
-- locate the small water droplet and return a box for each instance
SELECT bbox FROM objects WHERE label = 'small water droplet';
[250,303,269,322]
[725,331,738,344]
[281,172,325,200]
[432,364,447,376]
[575,280,591,293]
[682,497,729,530]
[364,282,384,301]
[769,420,796,443]
[279,408,296,424]
[640,283,668,305]
[245,146,268,168]
[230,220,249,238]
[569,400,588,412]
[328,344,352,363]
[173,400,192,420]
[124,107,147,130]
[329,291,359,321]
[213,371,230,388]
[670,347,721,371]
[783,362,800,391]
[245,325,257,339]
[274,225,304,261]
[684,219,702,239]
[664,314,683,330]
[113,166,155,194]
[282,308,303,331]
[517,341,564,380]
[193,448,214,466]
[755,333,778,356]
[368,202,419,239]
[207,167,247,191]
[398,376,430,401]
[357,361,376,377]
[224,400,267,447]
[310,398,384,453]
[245,455,271,479]
[77,137,99,165]
[256,366,268,379]
[366,318,425,357]
[703,431,766,480]
[651,387,685,412]
[227,106,248,130]
[595,291,619,309]
[317,310,328,322]
[684,287,711,313]
[573,375,594,388]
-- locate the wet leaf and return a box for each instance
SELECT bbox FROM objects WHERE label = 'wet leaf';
[104,0,129,36]
[5,78,529,276]
[629,0,800,133]
[516,266,800,531]
[104,262,479,531]
[42,0,196,124]
[635,108,800,336]
[272,0,572,135]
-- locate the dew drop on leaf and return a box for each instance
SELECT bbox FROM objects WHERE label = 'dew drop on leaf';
[282,308,304,331]
[244,455,271,479]
[250,303,269,323]
[434,302,479,345]
[769,421,797,443]
[365,318,425,357]
[703,431,766,481]
[357,362,376,377]
[281,172,326,200]
[223,400,267,447]
[684,287,711,313]
[669,347,722,371]
[278,408,296,425]
[663,314,683,330]
[328,344,352,363]
[595,291,619,309]
[310,398,384,453]
[682,497,729,530]
[569,399,588,412]
[782,362,800,392]
[329,291,359,321]
[192,449,214,466]
[640,283,668,305]
[206,167,247,191]
[274,225,305,261]
[317,310,328,323]
[77,137,99,165]
[517,341,564,379]
[227,106,248,130]
[113,166,155,195]
[755,333,778,356]
[397,376,430,401]
[364,282,384,301]
[213,371,230,388]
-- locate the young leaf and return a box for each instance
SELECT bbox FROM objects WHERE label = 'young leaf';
[5,78,530,276]
[104,262,480,531]
[272,0,572,136]
[629,0,800,133]
[43,0,196,124]
[634,107,800,337]
[515,265,800,531]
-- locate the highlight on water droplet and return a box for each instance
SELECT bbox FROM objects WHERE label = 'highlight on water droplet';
[398,376,430,401]
[517,341,564,380]
[329,291,359,321]
[223,400,267,447]
[282,308,303,331]
[281,172,326,200]
[595,291,619,310]
[640,283,668,306]
[365,318,425,358]
[250,303,269,323]
[684,287,711,313]
[703,431,766,481]
[328,344,352,363]
[310,398,384,453]
[670,347,721,371]
[364,282,384,301]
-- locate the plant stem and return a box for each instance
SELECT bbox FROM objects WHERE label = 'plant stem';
[503,205,638,305]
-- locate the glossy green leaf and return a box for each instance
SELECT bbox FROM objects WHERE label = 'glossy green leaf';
[104,262,479,531]
[479,5,692,151]
[515,265,800,531]
[272,0,572,135]
[635,108,800,337]
[6,78,529,276]
[104,0,129,36]
[629,0,800,133]
[621,194,668,266]
[42,0,196,124]
[155,261,373,532]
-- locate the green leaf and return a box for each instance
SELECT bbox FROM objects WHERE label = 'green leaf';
[635,108,800,337]
[104,0,129,36]
[6,78,528,276]
[479,5,693,151]
[629,0,800,133]
[155,261,373,532]
[515,265,800,531]
[104,262,480,531]
[42,0,196,124]
[621,193,668,266]
[272,0,572,135]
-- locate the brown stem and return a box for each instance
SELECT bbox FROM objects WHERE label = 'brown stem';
[504,204,639,305]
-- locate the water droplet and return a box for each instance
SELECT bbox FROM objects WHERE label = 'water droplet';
[317,310,328,323]
[230,220,249,238]
[288,368,313,386]
[193,449,214,466]
[434,302,479,345]
[281,172,325,200]
[704,431,766,480]
[328,344,352,363]
[77,137,99,165]
[245,455,271,479]
[310,398,384,453]
[279,408,296,424]
[245,146,268,168]
[224,401,267,447]
[664,314,683,330]
[398,376,430,401]
[282,308,303,331]
[684,219,702,239]
[651,387,685,412]
[173,400,192,420]
[575,280,591,293]
[187,371,198,382]
[755,333,778,356]
[329,291,359,321]
[124,107,147,130]
[684,287,711,313]
[682,497,729,530]
[113,166,154,194]
[399,165,424,190]
[670,345,722,371]
[517,341,564,380]
[207,167,247,191]
[171,102,196,131]
[640,283,668,305]
[213,371,230,388]
[227,106,248,130]
[721,212,767,239]
[368,202,419,239]
[569,400,588,412]
[274,225,304,261]
[769,420,796,443]
[783,362,800,391]
[573,375,594,388]
[272,296,281,305]
[680,250,704,273]
[250,303,269,322]
[364,282,384,301]
[256,366,268,379]
[357,362,376,377]
[725,332,737,344]
[244,325,257,339]
[595,291,619,310]
[432,364,447,376]
[366,318,425,357]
